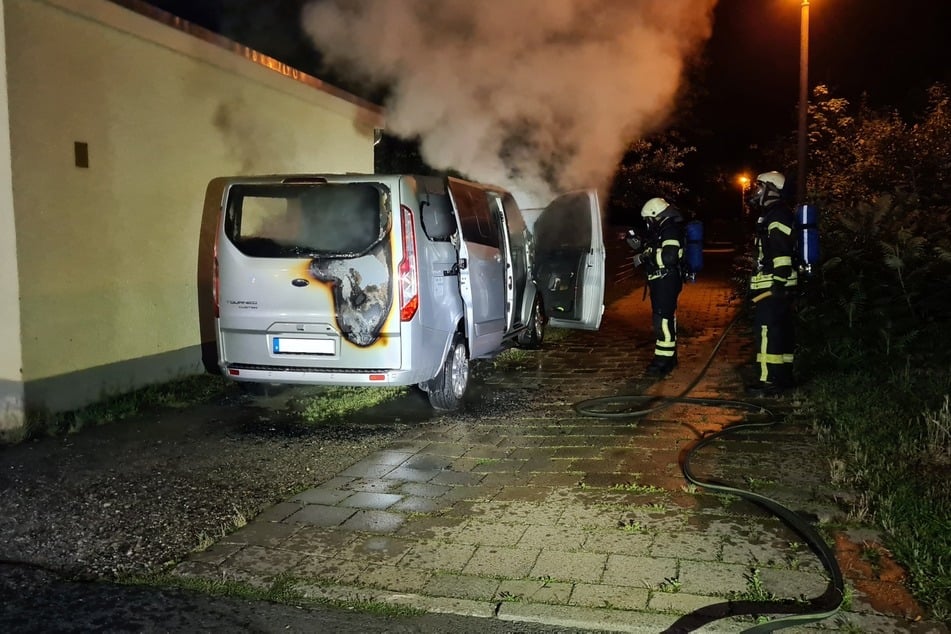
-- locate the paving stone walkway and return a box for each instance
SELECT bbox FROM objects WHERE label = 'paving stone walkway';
[174,251,944,633]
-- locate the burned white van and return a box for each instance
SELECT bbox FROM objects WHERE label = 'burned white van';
[212,174,604,410]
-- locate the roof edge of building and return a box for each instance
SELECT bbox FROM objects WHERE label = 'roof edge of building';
[99,0,384,125]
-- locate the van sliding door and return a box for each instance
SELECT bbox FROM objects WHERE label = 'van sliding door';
[447,179,506,358]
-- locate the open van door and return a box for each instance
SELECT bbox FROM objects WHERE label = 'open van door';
[532,189,605,330]
[447,178,507,358]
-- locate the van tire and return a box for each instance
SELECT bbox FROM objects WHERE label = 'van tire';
[516,294,546,349]
[427,336,469,411]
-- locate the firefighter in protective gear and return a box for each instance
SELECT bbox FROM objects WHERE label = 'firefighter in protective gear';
[746,171,797,396]
[639,197,686,376]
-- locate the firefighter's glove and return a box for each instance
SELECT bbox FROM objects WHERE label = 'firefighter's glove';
[770,281,787,300]
[632,252,645,268]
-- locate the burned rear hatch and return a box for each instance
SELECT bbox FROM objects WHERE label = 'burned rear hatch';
[223,181,395,348]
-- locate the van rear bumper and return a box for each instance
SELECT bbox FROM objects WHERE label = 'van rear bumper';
[222,364,430,387]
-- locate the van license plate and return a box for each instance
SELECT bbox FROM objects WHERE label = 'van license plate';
[273,337,335,355]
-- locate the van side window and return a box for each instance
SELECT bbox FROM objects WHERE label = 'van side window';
[225,183,389,258]
[420,194,456,241]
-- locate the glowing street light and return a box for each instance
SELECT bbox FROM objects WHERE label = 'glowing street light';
[796,0,810,206]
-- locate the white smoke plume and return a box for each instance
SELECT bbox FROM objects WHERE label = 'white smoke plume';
[302,0,717,205]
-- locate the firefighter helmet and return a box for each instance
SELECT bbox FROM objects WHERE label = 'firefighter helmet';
[749,171,785,206]
[641,197,670,218]
[757,171,785,191]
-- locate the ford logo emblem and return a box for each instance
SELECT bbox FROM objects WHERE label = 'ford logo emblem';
[291,278,309,287]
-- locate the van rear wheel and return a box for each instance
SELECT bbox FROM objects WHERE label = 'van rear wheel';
[428,336,469,411]
[516,294,546,349]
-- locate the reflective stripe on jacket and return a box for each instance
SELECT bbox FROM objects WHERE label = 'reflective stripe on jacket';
[750,202,798,291]
[644,220,684,281]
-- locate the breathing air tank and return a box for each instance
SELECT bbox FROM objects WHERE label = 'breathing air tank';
[684,220,703,281]
[796,204,820,274]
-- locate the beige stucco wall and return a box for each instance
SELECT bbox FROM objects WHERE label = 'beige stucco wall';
[0,0,382,421]
[0,2,24,432]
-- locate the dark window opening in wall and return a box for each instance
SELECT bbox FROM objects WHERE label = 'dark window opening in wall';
[74,142,89,168]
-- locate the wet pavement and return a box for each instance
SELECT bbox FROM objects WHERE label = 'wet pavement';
[170,251,946,633]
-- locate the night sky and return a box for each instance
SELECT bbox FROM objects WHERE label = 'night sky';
[143,0,951,195]
[701,0,951,168]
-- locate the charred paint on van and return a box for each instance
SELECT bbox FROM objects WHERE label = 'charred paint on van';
[303,237,394,347]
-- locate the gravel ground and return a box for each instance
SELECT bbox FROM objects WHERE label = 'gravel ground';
[0,386,426,581]
[0,379,596,633]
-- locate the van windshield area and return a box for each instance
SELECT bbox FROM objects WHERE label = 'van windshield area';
[225,183,390,258]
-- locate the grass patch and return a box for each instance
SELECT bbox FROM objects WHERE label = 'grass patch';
[610,482,665,494]
[803,365,951,620]
[618,518,646,533]
[543,328,574,343]
[729,568,776,602]
[322,597,425,618]
[125,573,424,617]
[743,475,776,491]
[125,572,307,605]
[19,374,231,440]
[496,590,523,603]
[192,504,250,553]
[657,575,682,593]
[492,347,534,370]
[291,386,407,424]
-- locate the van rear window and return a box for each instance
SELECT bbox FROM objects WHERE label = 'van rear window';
[224,183,390,258]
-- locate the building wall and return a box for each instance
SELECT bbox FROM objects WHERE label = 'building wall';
[1,0,382,421]
[0,2,24,433]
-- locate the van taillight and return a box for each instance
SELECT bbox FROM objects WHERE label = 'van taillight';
[398,204,419,321]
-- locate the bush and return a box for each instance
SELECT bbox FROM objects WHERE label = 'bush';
[794,82,951,620]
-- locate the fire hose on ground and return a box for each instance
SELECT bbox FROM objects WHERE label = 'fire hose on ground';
[571,298,844,633]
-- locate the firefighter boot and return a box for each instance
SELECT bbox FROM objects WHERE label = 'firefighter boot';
[745,380,785,397]
[645,356,677,377]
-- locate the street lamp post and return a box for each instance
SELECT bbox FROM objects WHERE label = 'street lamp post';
[796,0,810,206]
[738,175,750,216]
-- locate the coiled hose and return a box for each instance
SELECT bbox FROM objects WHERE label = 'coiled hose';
[572,309,844,633]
